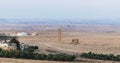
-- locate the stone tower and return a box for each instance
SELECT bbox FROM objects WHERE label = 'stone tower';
[57,28,62,42]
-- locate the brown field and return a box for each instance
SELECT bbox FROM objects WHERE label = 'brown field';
[1,25,120,63]
[12,31,120,63]
[0,58,120,63]
[18,31,120,55]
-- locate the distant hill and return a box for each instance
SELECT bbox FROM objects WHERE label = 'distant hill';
[0,18,120,25]
[0,18,120,31]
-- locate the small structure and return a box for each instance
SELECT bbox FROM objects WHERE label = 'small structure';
[71,39,79,45]
[17,32,28,36]
[31,32,38,36]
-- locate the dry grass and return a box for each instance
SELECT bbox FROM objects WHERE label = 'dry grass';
[18,31,120,55]
[0,58,119,63]
[0,58,73,63]
[1,30,120,63]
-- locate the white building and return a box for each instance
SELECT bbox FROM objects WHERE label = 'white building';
[0,43,9,48]
[0,42,17,50]
[17,32,28,36]
[31,32,38,36]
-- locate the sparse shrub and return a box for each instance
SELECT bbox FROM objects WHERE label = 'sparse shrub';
[46,49,60,53]
[81,52,120,61]
[0,49,76,61]
[34,46,39,49]
[23,45,39,53]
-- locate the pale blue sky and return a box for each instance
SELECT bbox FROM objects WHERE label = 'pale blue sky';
[0,0,120,19]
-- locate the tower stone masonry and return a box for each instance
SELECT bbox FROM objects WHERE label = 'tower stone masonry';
[57,28,62,42]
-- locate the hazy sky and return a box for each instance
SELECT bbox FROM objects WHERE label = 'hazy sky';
[0,0,120,19]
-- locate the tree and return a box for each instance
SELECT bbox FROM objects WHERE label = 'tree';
[34,46,39,49]
[23,46,35,53]
[9,37,21,50]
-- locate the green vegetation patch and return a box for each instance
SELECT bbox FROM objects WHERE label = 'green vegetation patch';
[81,52,120,61]
[0,48,75,61]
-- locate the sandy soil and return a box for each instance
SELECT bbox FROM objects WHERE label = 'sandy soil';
[18,31,120,55]
[1,30,120,63]
[0,58,119,63]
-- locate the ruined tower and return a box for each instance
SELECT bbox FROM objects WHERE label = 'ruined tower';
[57,28,62,42]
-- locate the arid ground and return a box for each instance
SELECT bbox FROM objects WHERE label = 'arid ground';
[15,31,120,63]
[1,25,120,63]
[18,31,120,55]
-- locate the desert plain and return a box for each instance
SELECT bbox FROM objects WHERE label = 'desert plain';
[0,25,120,63]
